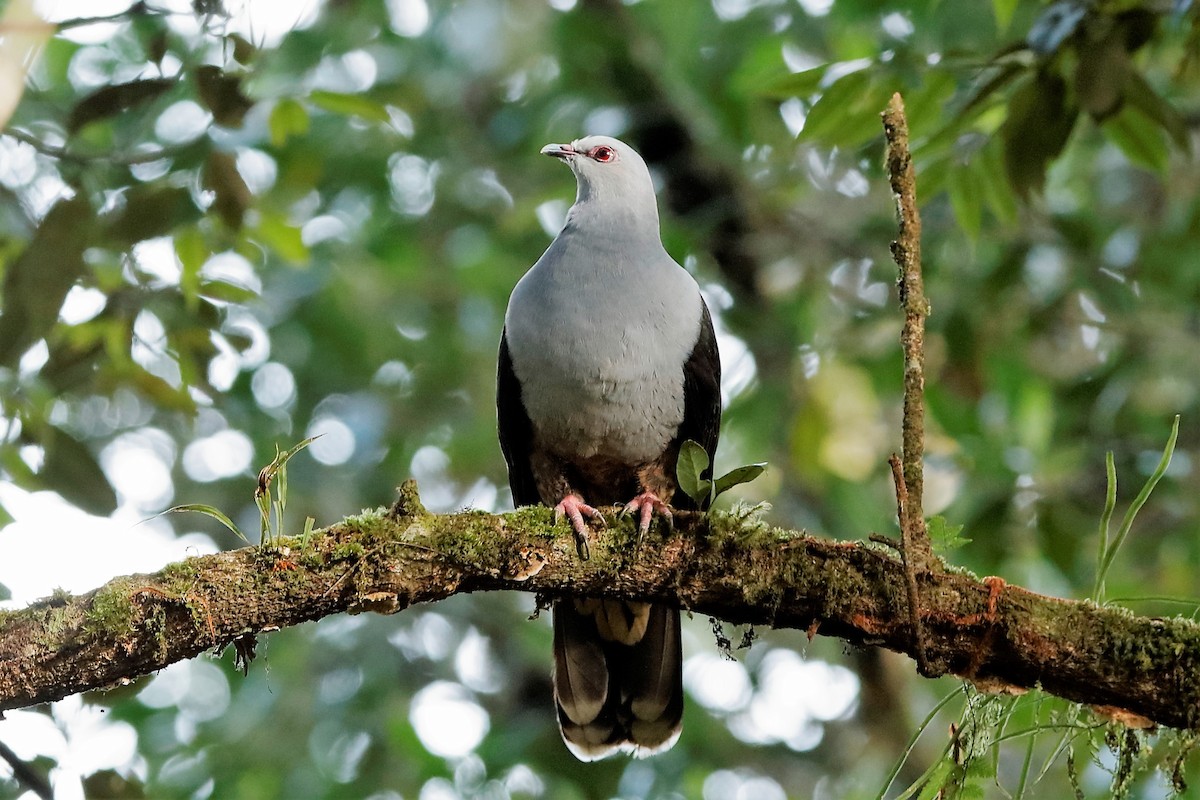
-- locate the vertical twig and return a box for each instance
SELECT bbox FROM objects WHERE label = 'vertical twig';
[0,739,53,800]
[889,454,929,672]
[883,93,940,677]
[883,93,934,570]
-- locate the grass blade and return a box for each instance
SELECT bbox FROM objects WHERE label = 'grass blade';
[1095,415,1179,601]
[152,503,249,543]
[1091,451,1117,601]
[876,687,962,800]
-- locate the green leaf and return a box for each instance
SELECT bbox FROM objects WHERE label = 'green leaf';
[1001,71,1079,197]
[228,34,257,65]
[129,364,197,413]
[40,426,118,515]
[68,77,176,132]
[901,69,958,136]
[928,515,971,554]
[713,462,767,500]
[1103,104,1168,172]
[257,483,273,538]
[948,162,984,242]
[799,70,886,147]
[977,137,1019,225]
[992,0,1018,31]
[1094,415,1179,600]
[1092,451,1117,601]
[759,65,828,100]
[1073,33,1130,120]
[157,503,249,543]
[915,757,956,800]
[0,581,10,601]
[942,61,1025,139]
[253,212,309,265]
[256,437,319,540]
[0,193,93,366]
[105,184,201,247]
[269,98,310,147]
[676,439,712,507]
[1123,71,1191,152]
[309,90,391,123]
[174,227,207,309]
[198,279,258,304]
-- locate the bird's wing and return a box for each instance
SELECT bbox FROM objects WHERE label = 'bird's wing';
[671,299,722,511]
[497,327,541,507]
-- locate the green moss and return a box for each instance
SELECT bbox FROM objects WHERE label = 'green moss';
[160,559,202,591]
[30,602,84,648]
[339,509,397,547]
[941,562,981,581]
[84,578,141,636]
[505,505,558,539]
[428,509,504,567]
[43,605,74,638]
[332,541,366,560]
[298,548,326,570]
[143,602,169,656]
[708,503,773,542]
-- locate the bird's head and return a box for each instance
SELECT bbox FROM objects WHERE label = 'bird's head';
[541,135,657,216]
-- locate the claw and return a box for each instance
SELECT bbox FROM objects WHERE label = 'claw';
[620,492,674,538]
[554,494,605,560]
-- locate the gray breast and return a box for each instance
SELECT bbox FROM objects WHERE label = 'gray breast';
[505,240,703,466]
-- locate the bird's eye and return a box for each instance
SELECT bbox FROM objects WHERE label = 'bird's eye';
[592,146,615,163]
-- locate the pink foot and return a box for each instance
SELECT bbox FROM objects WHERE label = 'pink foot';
[554,494,605,560]
[621,492,673,537]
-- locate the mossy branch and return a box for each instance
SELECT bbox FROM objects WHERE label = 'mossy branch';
[2,481,1199,731]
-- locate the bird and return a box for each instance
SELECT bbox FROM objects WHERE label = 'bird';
[497,134,722,760]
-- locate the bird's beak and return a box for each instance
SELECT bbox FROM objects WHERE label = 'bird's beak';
[541,143,576,160]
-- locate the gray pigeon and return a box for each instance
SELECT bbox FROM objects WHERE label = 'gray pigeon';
[497,135,722,760]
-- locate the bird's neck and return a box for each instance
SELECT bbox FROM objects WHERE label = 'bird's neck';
[564,191,663,251]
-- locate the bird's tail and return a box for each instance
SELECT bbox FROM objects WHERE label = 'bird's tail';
[552,599,683,761]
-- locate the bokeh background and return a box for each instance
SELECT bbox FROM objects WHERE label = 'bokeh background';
[1,0,1199,797]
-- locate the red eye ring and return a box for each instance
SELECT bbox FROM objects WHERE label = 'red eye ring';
[592,146,615,163]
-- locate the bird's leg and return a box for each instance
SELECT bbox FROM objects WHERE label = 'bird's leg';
[554,494,605,560]
[621,492,673,538]
[621,463,676,540]
[532,451,605,560]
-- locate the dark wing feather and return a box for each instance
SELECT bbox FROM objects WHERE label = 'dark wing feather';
[671,299,722,511]
[497,327,540,507]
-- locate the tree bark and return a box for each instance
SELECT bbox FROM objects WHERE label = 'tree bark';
[1,480,1198,730]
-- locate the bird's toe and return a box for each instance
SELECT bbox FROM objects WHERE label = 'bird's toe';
[555,494,604,560]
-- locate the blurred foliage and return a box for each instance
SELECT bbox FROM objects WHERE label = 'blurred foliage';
[1,0,1200,797]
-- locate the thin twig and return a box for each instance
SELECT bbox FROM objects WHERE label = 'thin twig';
[883,93,936,575]
[883,94,942,679]
[3,127,196,166]
[0,739,52,800]
[0,3,185,33]
[890,453,931,676]
[53,3,176,31]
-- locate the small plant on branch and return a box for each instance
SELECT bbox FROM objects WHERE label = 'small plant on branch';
[676,438,767,509]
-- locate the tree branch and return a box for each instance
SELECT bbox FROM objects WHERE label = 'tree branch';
[2,127,200,166]
[1,481,1198,730]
